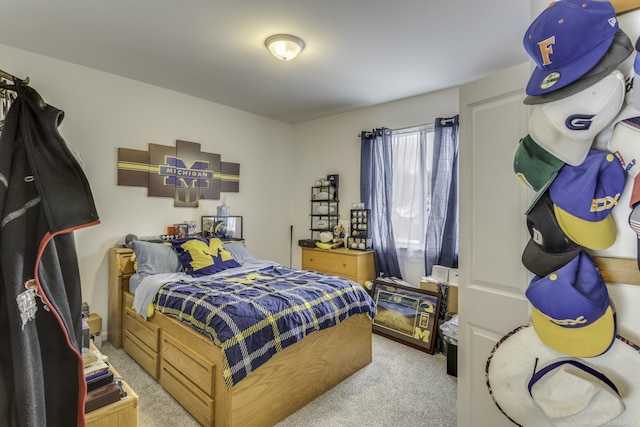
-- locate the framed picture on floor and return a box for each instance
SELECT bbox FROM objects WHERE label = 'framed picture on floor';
[371,279,441,354]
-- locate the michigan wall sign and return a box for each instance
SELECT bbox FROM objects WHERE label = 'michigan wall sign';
[117,139,240,207]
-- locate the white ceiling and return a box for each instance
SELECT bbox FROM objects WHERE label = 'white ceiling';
[0,1,530,124]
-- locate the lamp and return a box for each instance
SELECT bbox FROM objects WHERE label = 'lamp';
[265,34,305,61]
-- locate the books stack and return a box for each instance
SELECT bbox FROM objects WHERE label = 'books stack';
[83,348,124,413]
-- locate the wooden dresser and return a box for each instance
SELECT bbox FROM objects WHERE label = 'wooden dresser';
[301,247,376,286]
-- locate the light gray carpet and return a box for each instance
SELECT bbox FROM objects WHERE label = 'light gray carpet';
[99,334,457,427]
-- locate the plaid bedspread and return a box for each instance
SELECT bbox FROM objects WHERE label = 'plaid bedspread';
[153,265,376,388]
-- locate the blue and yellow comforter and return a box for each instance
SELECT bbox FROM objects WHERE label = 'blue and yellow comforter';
[152,265,376,388]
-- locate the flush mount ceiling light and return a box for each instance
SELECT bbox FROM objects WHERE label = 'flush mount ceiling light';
[265,34,305,61]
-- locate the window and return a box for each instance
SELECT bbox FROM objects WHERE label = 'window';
[391,126,434,253]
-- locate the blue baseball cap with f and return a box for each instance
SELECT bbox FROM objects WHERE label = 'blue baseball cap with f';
[524,0,618,96]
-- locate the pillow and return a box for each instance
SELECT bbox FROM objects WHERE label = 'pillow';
[130,240,183,278]
[223,241,256,264]
[171,236,240,276]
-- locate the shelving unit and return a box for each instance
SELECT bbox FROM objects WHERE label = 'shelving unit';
[347,208,372,250]
[310,183,339,240]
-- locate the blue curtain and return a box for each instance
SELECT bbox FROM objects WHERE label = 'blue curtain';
[425,115,459,275]
[360,128,402,278]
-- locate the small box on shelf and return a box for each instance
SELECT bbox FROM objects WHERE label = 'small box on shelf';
[86,313,103,348]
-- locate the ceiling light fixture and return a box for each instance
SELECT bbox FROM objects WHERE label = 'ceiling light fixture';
[265,34,305,61]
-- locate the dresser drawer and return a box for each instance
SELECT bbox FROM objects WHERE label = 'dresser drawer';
[161,334,215,396]
[123,329,159,379]
[302,249,358,276]
[123,306,160,352]
[160,359,214,427]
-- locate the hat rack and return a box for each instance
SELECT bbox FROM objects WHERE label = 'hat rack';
[611,0,640,15]
[593,256,640,286]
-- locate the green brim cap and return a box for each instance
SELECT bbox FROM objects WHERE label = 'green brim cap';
[514,134,565,192]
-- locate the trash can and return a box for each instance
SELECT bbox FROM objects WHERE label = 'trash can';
[446,341,458,377]
[439,314,458,377]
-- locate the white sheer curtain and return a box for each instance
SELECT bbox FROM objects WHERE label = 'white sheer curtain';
[391,126,434,258]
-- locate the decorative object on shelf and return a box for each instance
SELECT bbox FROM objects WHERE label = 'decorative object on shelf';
[348,237,372,251]
[202,215,243,239]
[327,174,339,187]
[371,278,441,354]
[333,223,346,242]
[217,197,230,216]
[175,224,189,239]
[318,231,333,243]
[184,220,198,236]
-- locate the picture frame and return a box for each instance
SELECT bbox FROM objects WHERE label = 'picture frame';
[175,223,189,239]
[371,279,442,354]
[201,215,243,239]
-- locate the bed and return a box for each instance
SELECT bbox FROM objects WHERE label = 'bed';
[107,238,375,427]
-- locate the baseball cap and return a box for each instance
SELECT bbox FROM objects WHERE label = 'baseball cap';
[608,116,640,207]
[524,29,633,105]
[513,135,564,191]
[522,191,581,277]
[528,359,625,427]
[526,250,616,358]
[528,69,625,166]
[549,148,626,250]
[625,35,640,108]
[486,324,640,426]
[523,0,618,96]
[634,34,640,79]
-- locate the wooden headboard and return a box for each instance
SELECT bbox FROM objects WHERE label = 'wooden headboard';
[108,247,135,349]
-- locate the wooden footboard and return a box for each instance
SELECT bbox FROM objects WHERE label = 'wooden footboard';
[108,247,373,427]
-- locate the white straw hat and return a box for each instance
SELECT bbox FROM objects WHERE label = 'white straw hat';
[528,359,625,426]
[486,324,640,426]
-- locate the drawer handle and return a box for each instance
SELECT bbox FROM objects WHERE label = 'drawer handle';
[309,258,314,262]
[342,263,347,267]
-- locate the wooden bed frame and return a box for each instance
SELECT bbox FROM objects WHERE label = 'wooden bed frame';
[107,247,373,427]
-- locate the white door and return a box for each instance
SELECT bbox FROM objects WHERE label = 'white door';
[457,62,532,426]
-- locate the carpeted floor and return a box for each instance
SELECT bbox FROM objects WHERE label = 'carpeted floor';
[99,333,457,427]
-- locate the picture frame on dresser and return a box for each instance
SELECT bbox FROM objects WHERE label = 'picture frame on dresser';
[201,215,243,239]
[370,279,441,354]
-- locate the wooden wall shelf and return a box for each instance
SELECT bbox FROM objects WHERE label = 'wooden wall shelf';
[593,256,640,286]
[612,0,640,15]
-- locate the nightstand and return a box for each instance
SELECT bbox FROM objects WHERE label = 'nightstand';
[85,346,139,427]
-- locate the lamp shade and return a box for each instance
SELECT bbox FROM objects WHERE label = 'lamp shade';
[265,34,305,61]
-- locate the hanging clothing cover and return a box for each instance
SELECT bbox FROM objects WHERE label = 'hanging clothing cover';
[0,79,99,426]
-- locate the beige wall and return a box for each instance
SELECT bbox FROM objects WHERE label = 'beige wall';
[0,43,294,333]
[0,42,459,337]
[290,89,459,284]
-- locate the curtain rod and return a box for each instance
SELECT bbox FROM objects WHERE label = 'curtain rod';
[357,123,433,137]
[0,69,29,85]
